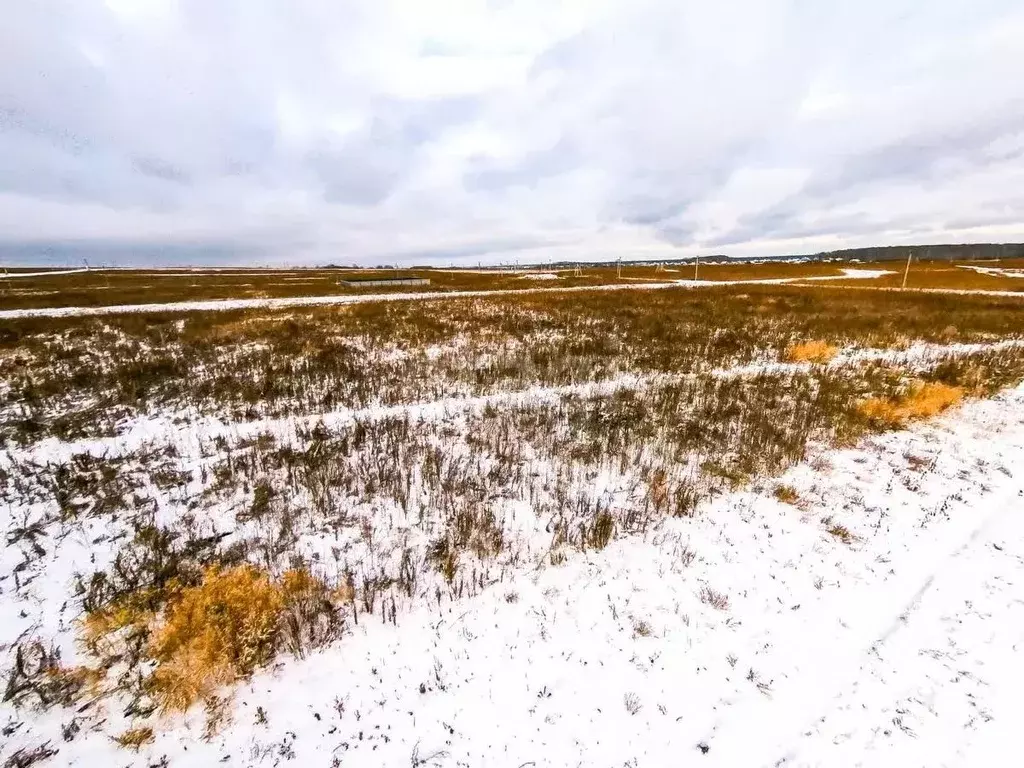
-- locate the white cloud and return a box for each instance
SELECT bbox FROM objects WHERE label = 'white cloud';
[1,0,1023,265]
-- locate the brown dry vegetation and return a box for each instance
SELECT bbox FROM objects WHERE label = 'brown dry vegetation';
[785,340,839,364]
[857,381,964,429]
[2,284,1022,446]
[798,258,1024,292]
[6,258,1023,312]
[2,276,1024,740]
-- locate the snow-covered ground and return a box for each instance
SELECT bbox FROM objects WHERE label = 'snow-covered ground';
[958,265,1024,279]
[0,268,93,278]
[3,377,1023,766]
[11,338,1024,469]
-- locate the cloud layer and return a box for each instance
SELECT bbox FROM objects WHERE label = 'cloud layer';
[2,0,1023,265]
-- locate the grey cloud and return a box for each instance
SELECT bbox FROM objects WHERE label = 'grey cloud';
[804,105,1024,202]
[132,156,191,184]
[703,104,1024,248]
[391,236,554,264]
[3,1,1024,265]
[0,239,276,267]
[463,138,578,191]
[311,96,480,205]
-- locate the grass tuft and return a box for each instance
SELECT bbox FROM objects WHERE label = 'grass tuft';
[858,381,963,428]
[826,522,855,544]
[699,586,730,611]
[114,726,154,752]
[148,565,284,711]
[773,484,800,505]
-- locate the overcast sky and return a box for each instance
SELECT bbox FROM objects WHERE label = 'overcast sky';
[2,0,1023,266]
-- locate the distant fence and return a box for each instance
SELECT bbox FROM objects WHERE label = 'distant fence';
[339,278,431,288]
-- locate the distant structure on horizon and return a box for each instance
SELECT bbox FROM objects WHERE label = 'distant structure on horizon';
[339,276,430,288]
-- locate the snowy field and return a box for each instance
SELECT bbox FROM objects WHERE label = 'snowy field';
[0,268,899,320]
[2,283,1023,767]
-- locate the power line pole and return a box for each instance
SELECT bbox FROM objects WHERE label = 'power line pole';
[694,254,700,281]
[901,250,913,290]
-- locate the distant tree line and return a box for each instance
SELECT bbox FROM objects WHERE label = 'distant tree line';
[815,243,1024,262]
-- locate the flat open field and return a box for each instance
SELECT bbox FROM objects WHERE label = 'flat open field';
[4,258,1023,314]
[2,273,1023,766]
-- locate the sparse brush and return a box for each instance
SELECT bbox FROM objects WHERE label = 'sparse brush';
[623,692,642,715]
[585,510,615,550]
[3,642,102,710]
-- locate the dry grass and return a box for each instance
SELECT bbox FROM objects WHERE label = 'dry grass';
[113,726,154,751]
[147,565,286,711]
[858,382,964,429]
[785,340,838,364]
[81,563,340,714]
[6,258,1024,313]
[699,586,730,611]
[5,274,1024,733]
[825,522,855,544]
[5,283,1023,448]
[812,259,1024,292]
[773,484,801,505]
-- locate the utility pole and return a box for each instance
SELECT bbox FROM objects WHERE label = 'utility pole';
[901,250,913,290]
[616,258,622,279]
[694,254,700,281]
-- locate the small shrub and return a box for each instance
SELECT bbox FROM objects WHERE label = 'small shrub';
[586,510,615,550]
[114,726,154,752]
[623,692,642,715]
[773,484,800,505]
[278,568,342,656]
[785,340,838,364]
[826,522,854,544]
[858,382,963,429]
[2,642,100,710]
[2,742,59,768]
[699,586,730,611]
[427,537,459,585]
[632,619,653,637]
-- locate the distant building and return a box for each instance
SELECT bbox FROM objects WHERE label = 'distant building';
[339,277,430,288]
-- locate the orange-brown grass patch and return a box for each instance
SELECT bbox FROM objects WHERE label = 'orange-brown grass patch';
[114,726,155,751]
[147,565,284,711]
[785,339,839,364]
[858,381,964,429]
[83,564,340,714]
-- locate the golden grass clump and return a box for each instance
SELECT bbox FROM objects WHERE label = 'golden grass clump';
[785,339,839,364]
[79,560,342,731]
[858,381,964,428]
[114,726,154,751]
[148,565,283,711]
